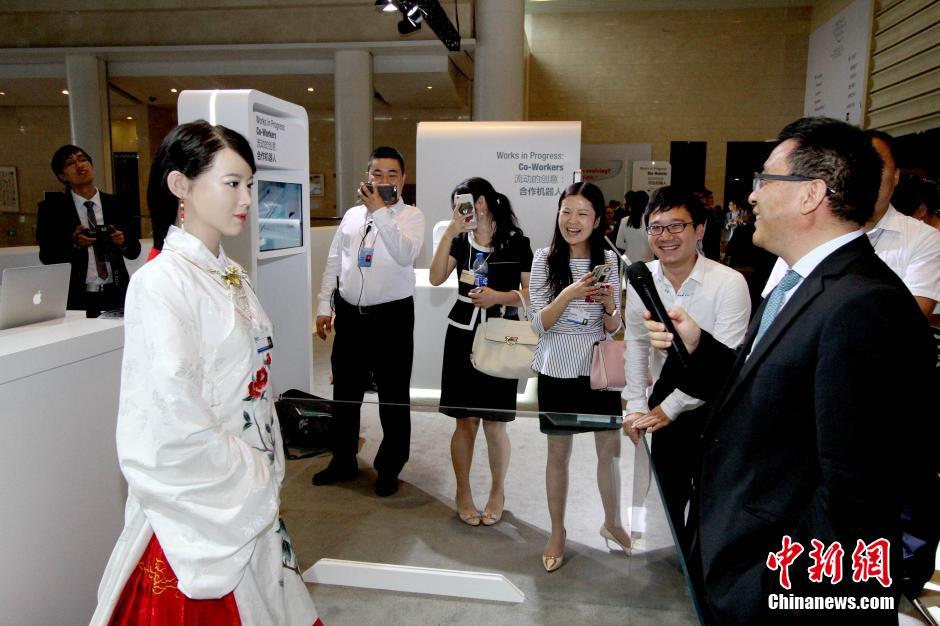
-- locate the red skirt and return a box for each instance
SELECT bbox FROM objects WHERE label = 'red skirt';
[108,535,324,626]
[107,535,242,626]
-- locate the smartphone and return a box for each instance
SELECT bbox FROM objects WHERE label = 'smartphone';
[592,264,611,284]
[454,193,477,229]
[586,264,611,302]
[360,183,398,205]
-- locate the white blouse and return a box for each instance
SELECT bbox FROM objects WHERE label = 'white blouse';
[90,226,317,625]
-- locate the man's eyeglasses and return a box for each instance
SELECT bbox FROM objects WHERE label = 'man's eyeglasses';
[646,221,694,236]
[753,172,837,195]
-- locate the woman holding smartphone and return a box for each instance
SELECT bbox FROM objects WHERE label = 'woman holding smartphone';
[90,121,319,625]
[429,177,533,526]
[529,181,630,572]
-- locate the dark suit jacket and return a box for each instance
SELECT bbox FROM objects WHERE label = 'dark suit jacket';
[673,235,935,624]
[36,190,141,310]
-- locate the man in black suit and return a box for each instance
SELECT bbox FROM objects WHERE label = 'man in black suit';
[36,145,140,315]
[644,118,934,624]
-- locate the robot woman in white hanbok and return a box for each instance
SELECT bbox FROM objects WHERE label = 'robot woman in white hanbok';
[90,120,321,626]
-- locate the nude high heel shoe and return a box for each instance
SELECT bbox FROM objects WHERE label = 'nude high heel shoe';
[542,530,566,572]
[600,525,632,554]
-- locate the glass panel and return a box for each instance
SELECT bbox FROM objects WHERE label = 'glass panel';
[275,396,701,623]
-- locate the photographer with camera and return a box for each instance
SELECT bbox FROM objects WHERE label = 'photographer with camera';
[37,144,140,316]
[313,146,425,497]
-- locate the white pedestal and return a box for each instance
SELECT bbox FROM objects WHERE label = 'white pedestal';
[0,311,126,625]
[303,558,525,604]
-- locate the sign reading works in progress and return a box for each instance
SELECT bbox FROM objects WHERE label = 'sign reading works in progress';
[253,111,306,170]
[632,161,671,195]
[416,121,582,265]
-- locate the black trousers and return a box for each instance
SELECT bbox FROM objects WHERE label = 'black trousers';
[650,405,707,557]
[83,282,126,317]
[330,294,414,478]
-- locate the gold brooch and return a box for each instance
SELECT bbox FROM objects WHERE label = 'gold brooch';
[222,265,245,290]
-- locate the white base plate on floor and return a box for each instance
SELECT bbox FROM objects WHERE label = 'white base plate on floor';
[303,558,525,603]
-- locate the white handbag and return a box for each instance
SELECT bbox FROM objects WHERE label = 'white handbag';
[470,290,538,379]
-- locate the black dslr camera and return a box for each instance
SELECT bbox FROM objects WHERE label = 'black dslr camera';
[82,224,116,242]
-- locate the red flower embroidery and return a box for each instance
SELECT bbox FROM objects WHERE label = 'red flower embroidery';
[246,365,269,399]
[264,353,272,366]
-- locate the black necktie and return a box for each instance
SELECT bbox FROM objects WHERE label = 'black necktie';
[84,200,109,280]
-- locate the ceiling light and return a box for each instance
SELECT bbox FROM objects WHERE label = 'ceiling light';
[0,91,5,96]
[307,87,315,92]
[61,89,69,95]
[126,116,133,120]
[170,88,178,93]
[426,85,433,90]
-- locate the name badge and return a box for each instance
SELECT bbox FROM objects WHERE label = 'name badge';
[565,310,590,326]
[459,270,476,285]
[255,335,274,354]
[358,247,374,268]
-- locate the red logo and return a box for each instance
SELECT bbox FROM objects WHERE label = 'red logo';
[766,535,804,590]
[851,538,892,588]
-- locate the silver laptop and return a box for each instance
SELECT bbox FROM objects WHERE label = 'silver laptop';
[0,263,71,330]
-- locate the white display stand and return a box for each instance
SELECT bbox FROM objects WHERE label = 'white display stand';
[303,559,524,604]
[178,90,313,393]
[415,121,582,265]
[0,312,126,625]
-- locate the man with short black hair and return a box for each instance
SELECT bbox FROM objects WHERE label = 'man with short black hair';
[36,144,140,315]
[765,129,940,318]
[623,186,750,555]
[313,146,425,496]
[646,118,934,623]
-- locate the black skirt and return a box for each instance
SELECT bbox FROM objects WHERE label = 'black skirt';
[439,322,518,421]
[537,373,622,435]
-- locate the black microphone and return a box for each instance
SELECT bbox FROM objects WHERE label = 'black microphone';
[624,261,691,368]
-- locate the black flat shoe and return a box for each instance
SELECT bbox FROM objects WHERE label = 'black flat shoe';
[374,476,399,497]
[312,463,359,486]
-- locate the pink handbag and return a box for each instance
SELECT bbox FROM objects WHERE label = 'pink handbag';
[590,339,626,390]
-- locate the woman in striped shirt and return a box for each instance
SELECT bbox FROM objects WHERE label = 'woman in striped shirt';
[529,181,631,572]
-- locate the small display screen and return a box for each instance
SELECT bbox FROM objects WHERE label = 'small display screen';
[258,180,303,252]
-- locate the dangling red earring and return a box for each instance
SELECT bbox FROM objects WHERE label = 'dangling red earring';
[179,198,186,230]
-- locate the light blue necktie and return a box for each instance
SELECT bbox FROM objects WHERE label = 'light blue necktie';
[752,269,801,347]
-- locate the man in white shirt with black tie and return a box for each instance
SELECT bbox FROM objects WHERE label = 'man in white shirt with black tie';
[36,144,141,316]
[313,146,425,496]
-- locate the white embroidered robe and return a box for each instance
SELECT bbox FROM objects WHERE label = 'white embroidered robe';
[90,227,318,626]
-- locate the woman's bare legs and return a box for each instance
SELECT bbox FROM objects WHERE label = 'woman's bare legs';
[595,429,631,549]
[481,420,510,523]
[452,417,481,522]
[544,434,573,559]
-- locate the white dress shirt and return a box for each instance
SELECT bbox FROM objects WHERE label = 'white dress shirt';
[763,206,940,303]
[316,199,425,316]
[623,254,750,419]
[71,189,112,287]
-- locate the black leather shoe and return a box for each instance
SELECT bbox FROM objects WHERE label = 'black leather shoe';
[374,476,399,497]
[312,463,358,486]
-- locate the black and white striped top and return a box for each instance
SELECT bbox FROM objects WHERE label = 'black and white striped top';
[529,248,619,378]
